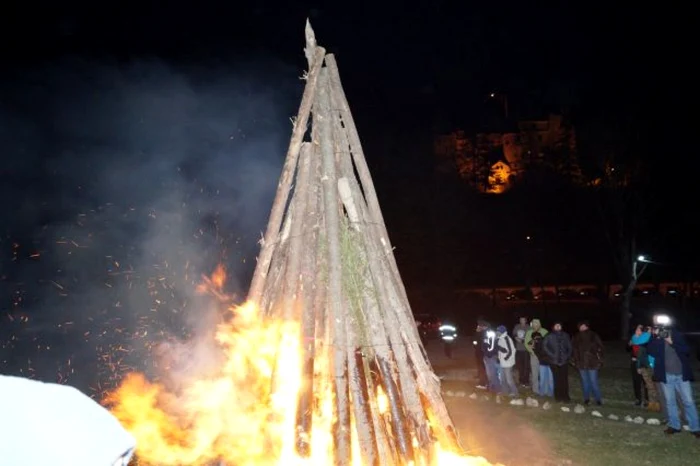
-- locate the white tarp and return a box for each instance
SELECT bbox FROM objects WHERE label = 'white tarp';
[0,374,136,466]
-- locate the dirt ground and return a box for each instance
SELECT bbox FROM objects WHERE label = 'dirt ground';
[446,398,567,466]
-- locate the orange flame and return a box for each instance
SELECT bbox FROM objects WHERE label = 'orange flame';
[104,266,501,465]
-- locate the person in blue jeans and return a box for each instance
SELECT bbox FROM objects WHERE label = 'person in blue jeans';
[648,327,700,438]
[481,324,502,394]
[532,331,553,396]
[572,321,604,405]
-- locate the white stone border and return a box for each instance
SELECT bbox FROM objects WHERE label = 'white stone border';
[442,390,684,429]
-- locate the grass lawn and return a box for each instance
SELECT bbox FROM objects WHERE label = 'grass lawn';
[435,342,700,466]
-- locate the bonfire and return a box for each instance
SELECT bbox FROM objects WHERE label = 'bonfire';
[104,21,502,466]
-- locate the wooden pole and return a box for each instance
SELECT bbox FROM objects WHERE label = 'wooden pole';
[248,44,326,305]
[283,143,313,319]
[326,54,461,448]
[326,55,430,358]
[316,68,351,465]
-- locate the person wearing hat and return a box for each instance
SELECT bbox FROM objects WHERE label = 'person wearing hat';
[572,320,604,405]
[496,325,519,397]
[543,321,573,402]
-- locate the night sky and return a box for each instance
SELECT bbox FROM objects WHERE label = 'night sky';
[0,2,697,384]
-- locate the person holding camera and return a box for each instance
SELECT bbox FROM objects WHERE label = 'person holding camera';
[648,326,700,437]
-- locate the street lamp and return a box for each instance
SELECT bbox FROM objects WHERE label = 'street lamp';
[632,254,650,281]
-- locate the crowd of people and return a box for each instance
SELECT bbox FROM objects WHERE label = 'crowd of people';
[472,316,699,438]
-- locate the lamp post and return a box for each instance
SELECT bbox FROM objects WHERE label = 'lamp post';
[621,254,652,340]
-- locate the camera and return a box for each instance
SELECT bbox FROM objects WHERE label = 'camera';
[653,314,672,339]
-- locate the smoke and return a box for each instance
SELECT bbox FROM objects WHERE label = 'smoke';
[0,56,298,394]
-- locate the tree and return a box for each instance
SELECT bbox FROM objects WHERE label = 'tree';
[582,119,653,340]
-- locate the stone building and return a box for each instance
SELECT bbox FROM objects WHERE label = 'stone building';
[435,114,582,193]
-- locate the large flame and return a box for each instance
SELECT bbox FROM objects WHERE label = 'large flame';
[104,267,499,465]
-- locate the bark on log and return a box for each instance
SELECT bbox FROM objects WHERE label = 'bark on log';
[283,143,313,319]
[316,68,351,465]
[326,55,431,361]
[377,355,415,462]
[260,211,292,317]
[347,345,379,466]
[326,56,460,449]
[248,45,326,304]
[294,143,317,456]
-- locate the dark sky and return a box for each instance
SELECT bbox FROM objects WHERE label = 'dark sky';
[1,0,698,388]
[1,2,697,295]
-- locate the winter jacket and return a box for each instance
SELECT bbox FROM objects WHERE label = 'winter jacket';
[631,332,655,369]
[543,331,572,367]
[512,324,530,351]
[497,334,517,368]
[647,329,695,383]
[481,329,499,359]
[524,328,548,355]
[474,330,486,358]
[531,332,549,365]
[572,329,604,370]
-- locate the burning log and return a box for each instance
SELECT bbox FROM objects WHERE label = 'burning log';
[102,19,511,466]
[246,19,465,466]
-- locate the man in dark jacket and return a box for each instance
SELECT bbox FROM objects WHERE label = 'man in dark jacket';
[513,316,531,386]
[473,320,489,389]
[572,321,604,405]
[480,321,501,393]
[648,328,700,437]
[543,322,572,402]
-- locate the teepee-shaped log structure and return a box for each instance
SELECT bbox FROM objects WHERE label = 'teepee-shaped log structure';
[248,21,462,465]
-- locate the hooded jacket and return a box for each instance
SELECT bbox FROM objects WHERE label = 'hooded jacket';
[524,320,548,355]
[497,333,517,368]
[572,329,604,370]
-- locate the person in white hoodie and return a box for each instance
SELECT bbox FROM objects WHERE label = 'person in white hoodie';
[0,374,136,466]
[496,325,519,396]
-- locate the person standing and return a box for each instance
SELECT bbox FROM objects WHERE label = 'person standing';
[571,321,604,406]
[544,322,572,403]
[525,319,548,395]
[532,328,554,397]
[648,327,700,437]
[496,325,519,397]
[513,316,531,386]
[631,327,662,413]
[481,322,501,394]
[473,320,489,389]
[628,324,649,406]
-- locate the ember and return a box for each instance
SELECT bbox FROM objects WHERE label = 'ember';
[104,21,502,466]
